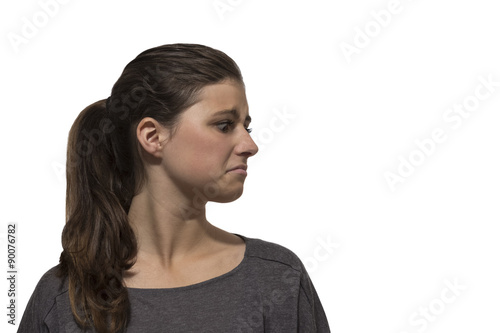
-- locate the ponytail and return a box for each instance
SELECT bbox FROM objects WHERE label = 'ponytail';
[58,99,137,332]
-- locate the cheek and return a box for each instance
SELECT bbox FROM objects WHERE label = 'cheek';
[171,127,228,178]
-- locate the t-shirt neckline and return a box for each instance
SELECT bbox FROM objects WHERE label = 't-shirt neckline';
[126,233,249,292]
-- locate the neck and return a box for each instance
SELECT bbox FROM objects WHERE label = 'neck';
[127,184,216,267]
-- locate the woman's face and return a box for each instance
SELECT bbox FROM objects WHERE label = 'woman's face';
[160,80,258,203]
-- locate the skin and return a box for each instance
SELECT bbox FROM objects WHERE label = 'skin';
[124,80,258,288]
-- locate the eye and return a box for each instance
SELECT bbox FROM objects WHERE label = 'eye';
[217,120,234,133]
[216,120,252,134]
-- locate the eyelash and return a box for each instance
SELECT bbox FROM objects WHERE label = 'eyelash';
[217,120,252,134]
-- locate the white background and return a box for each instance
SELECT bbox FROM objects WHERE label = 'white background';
[2,0,500,332]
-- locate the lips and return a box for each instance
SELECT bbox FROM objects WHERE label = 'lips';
[227,164,247,172]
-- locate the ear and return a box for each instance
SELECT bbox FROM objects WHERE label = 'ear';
[135,117,169,158]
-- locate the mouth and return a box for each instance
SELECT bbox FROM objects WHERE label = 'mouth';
[227,164,248,176]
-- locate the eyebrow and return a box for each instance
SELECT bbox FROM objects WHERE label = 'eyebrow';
[212,109,251,123]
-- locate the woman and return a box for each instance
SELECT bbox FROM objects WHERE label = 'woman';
[18,43,331,332]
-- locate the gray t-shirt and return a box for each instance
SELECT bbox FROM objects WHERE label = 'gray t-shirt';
[18,234,331,332]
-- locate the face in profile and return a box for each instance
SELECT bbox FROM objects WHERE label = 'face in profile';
[159,79,259,203]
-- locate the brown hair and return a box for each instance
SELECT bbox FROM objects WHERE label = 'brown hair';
[58,43,244,332]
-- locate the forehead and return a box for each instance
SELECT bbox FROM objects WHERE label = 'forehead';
[190,80,248,116]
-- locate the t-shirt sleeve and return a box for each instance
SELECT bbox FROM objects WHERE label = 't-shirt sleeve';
[18,290,51,332]
[18,267,61,333]
[297,263,331,332]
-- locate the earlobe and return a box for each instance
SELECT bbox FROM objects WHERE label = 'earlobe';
[136,117,167,157]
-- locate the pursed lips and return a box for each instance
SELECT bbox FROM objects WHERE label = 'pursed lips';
[227,164,247,174]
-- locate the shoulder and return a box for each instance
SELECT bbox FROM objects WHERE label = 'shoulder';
[236,234,331,330]
[18,264,68,332]
[237,233,306,275]
[32,264,68,299]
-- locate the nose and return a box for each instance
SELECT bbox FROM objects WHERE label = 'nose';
[235,128,259,157]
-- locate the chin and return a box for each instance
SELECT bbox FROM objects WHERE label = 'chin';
[211,187,244,203]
